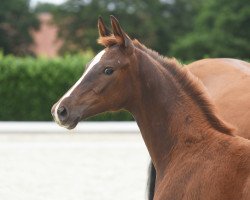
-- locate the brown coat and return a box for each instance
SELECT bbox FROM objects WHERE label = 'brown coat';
[188,58,250,139]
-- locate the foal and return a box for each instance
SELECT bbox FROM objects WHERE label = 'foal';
[133,40,250,200]
[51,16,250,200]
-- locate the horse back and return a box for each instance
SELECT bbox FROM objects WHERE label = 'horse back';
[186,58,250,139]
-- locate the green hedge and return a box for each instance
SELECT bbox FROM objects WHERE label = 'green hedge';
[0,53,133,121]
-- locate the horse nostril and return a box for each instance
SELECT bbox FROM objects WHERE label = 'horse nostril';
[57,106,68,121]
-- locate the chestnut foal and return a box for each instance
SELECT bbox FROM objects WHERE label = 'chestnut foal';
[51,16,250,200]
[134,42,250,200]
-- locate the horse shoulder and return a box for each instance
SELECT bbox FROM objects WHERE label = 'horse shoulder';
[239,142,250,200]
[242,176,250,200]
[155,136,250,200]
[229,136,250,199]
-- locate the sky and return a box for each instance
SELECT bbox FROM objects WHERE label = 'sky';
[30,0,66,7]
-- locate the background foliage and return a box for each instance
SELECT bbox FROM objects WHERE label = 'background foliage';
[0,0,249,121]
[1,0,249,60]
[0,53,133,121]
[171,0,250,60]
[49,0,250,61]
[51,0,204,56]
[0,0,39,56]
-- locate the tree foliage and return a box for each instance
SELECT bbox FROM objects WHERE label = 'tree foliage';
[171,0,250,61]
[0,0,39,56]
[34,2,58,13]
[52,0,202,55]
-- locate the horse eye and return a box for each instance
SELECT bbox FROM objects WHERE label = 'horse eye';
[104,67,114,75]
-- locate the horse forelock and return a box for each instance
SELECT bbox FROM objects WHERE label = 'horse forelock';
[97,35,123,47]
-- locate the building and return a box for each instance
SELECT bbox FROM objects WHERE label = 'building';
[30,13,62,57]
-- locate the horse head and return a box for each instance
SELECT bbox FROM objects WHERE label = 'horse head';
[51,16,137,129]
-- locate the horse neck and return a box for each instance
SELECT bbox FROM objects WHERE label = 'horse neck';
[129,48,234,176]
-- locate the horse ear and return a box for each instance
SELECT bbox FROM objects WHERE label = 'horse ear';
[98,16,111,37]
[110,15,134,53]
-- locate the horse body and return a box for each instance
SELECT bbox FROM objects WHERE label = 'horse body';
[132,42,250,199]
[156,136,250,200]
[51,16,250,200]
[187,58,250,139]
[134,41,250,139]
[130,47,250,200]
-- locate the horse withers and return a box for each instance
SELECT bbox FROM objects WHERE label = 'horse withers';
[51,16,250,200]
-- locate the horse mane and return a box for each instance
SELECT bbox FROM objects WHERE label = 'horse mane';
[133,40,235,135]
[98,36,235,135]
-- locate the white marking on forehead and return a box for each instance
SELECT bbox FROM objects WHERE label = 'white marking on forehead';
[54,50,105,125]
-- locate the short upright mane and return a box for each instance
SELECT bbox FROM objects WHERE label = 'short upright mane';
[133,40,235,135]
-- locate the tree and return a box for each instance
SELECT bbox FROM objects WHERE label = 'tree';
[51,0,202,55]
[0,0,39,56]
[34,2,58,13]
[171,0,250,61]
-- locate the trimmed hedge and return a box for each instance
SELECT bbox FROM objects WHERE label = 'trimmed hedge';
[0,53,133,121]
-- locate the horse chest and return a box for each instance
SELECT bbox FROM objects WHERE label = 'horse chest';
[154,164,203,200]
